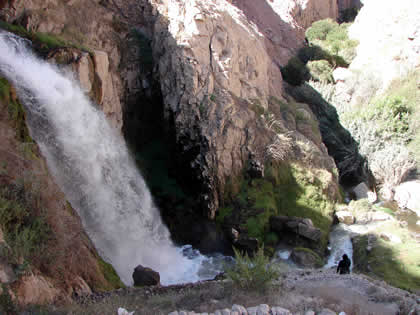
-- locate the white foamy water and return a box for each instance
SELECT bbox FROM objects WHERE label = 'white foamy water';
[0,32,225,285]
[325,223,353,270]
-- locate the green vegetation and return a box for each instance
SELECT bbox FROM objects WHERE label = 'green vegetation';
[353,222,420,292]
[282,18,358,86]
[0,183,51,270]
[225,246,279,292]
[280,56,309,86]
[97,258,125,291]
[305,19,358,65]
[0,77,33,144]
[219,162,335,251]
[0,19,91,55]
[340,71,419,191]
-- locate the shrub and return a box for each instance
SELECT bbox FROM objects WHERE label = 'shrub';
[305,19,337,41]
[370,144,416,198]
[307,60,334,83]
[225,246,279,291]
[0,184,51,268]
[281,57,309,86]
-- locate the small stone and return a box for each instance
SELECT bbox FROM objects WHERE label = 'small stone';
[247,307,258,315]
[304,311,315,315]
[271,306,292,315]
[221,309,231,315]
[257,304,270,315]
[232,304,247,314]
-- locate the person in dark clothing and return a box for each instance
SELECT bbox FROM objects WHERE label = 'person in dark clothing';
[337,254,351,274]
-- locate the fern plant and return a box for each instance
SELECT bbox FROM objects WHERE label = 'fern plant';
[225,246,279,292]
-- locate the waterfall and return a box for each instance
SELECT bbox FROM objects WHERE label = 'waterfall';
[324,223,353,271]
[0,32,223,285]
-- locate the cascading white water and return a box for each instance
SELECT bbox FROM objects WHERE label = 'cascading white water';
[324,223,353,270]
[0,32,225,285]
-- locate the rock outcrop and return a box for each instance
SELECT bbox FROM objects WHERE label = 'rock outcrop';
[152,0,342,218]
[270,216,322,243]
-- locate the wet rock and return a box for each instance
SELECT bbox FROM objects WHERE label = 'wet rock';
[248,158,264,179]
[132,265,160,287]
[291,248,322,268]
[270,216,322,242]
[335,210,355,225]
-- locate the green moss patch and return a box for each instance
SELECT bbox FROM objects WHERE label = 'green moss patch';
[97,258,125,291]
[219,162,335,251]
[0,19,91,56]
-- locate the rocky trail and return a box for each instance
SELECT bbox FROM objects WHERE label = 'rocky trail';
[64,268,419,315]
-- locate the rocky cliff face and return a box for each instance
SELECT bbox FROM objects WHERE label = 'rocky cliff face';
[151,0,342,218]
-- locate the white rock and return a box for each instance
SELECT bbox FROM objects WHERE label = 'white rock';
[370,211,393,222]
[247,307,257,315]
[117,308,135,315]
[271,306,292,315]
[232,304,247,314]
[256,304,270,315]
[221,309,231,315]
[380,232,402,243]
[394,181,420,216]
[304,311,315,315]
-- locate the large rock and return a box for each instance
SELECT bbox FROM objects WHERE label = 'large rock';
[394,181,420,216]
[335,210,355,225]
[270,216,322,242]
[290,248,322,268]
[47,48,122,129]
[132,265,160,287]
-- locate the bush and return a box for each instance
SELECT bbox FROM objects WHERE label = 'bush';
[305,19,337,41]
[307,60,334,83]
[225,246,279,291]
[281,57,309,86]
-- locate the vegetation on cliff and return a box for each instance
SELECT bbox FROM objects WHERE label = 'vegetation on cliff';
[0,77,123,312]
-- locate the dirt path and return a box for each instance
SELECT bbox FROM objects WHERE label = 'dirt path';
[283,268,419,315]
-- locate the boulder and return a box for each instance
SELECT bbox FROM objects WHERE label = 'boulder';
[394,181,420,216]
[270,216,322,242]
[335,210,355,225]
[380,233,402,244]
[290,248,322,268]
[352,182,370,200]
[132,265,160,287]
